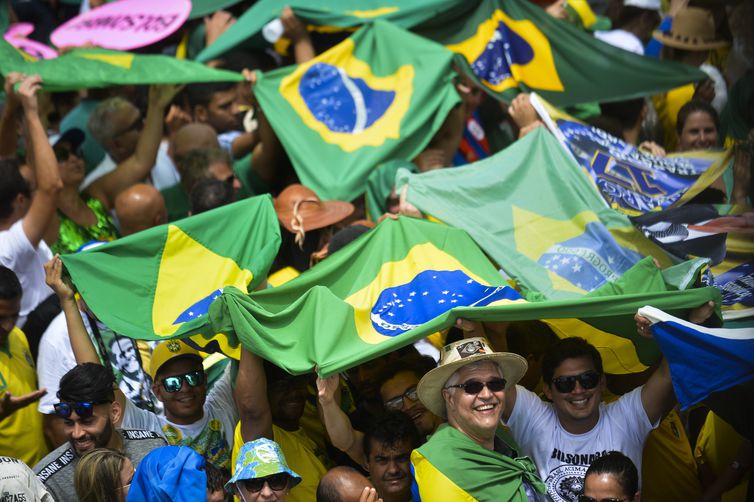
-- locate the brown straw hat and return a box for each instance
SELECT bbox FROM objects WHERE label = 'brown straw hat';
[274,184,354,247]
[417,337,527,418]
[652,7,728,51]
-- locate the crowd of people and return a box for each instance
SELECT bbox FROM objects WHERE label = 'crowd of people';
[1,0,753,501]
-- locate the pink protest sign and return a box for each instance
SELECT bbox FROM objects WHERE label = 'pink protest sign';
[4,23,59,59]
[50,0,191,51]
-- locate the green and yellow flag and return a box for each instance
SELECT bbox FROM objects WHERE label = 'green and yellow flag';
[253,20,459,201]
[61,196,280,341]
[0,41,244,91]
[417,0,706,106]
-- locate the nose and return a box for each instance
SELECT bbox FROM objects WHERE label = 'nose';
[386,460,401,475]
[72,421,85,439]
[477,383,494,399]
[259,481,274,497]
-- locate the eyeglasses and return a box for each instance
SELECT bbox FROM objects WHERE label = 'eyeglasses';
[119,115,144,136]
[384,386,419,411]
[445,378,507,395]
[54,401,96,419]
[242,473,289,493]
[160,370,205,393]
[53,144,82,163]
[551,371,601,394]
[578,496,625,502]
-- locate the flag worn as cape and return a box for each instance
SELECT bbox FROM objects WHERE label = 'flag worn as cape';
[640,306,754,410]
[0,41,243,91]
[531,94,733,215]
[195,0,467,62]
[416,0,706,107]
[126,446,207,502]
[61,196,280,341]
[253,21,459,201]
[204,216,717,377]
[396,127,676,300]
[411,424,546,502]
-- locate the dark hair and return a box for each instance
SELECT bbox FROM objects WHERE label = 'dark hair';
[184,82,237,109]
[58,363,116,403]
[506,321,558,358]
[676,100,720,136]
[177,147,232,194]
[542,337,603,384]
[585,451,639,499]
[327,225,371,256]
[0,266,22,301]
[0,159,30,220]
[363,411,421,458]
[205,463,230,496]
[599,98,645,131]
[376,355,436,395]
[190,178,235,215]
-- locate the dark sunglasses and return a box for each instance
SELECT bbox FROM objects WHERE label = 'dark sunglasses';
[551,371,601,394]
[384,386,419,411]
[578,496,625,502]
[242,473,289,493]
[54,401,95,419]
[161,370,205,393]
[53,144,82,163]
[445,378,507,395]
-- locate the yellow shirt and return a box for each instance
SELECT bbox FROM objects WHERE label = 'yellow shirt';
[232,422,328,502]
[694,411,749,502]
[0,327,48,466]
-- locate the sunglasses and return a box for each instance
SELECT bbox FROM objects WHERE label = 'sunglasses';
[445,378,507,395]
[161,370,205,393]
[53,144,83,163]
[54,401,96,419]
[119,115,144,136]
[242,473,289,493]
[551,371,601,394]
[578,496,625,502]
[384,386,419,411]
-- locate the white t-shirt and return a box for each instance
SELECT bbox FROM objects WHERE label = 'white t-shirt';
[0,220,53,326]
[121,364,238,470]
[594,29,645,55]
[506,386,657,502]
[80,141,181,192]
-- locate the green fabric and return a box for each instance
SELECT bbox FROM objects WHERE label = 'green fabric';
[189,0,242,20]
[365,159,416,221]
[61,196,280,340]
[201,216,717,376]
[0,41,244,91]
[253,21,459,200]
[196,0,466,62]
[416,424,546,500]
[233,153,269,198]
[160,184,191,222]
[720,70,754,141]
[52,196,119,255]
[59,99,106,174]
[417,0,706,107]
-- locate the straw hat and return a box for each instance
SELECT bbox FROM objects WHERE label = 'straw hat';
[652,7,728,51]
[274,184,354,247]
[417,337,527,418]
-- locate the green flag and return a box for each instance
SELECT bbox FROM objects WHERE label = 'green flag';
[61,196,280,340]
[417,0,706,106]
[195,0,467,62]
[253,20,459,200]
[203,216,717,376]
[0,41,244,91]
[396,128,683,300]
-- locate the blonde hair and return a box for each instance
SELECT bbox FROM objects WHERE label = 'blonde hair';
[74,448,129,502]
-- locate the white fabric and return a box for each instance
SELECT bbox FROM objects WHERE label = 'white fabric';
[218,131,243,158]
[700,63,728,113]
[594,29,645,55]
[80,141,180,191]
[506,386,658,502]
[36,312,77,414]
[624,0,660,10]
[0,220,53,326]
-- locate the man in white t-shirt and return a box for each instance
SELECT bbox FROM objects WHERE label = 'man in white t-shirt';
[502,336,674,502]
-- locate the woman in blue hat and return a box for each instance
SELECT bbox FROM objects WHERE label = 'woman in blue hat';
[228,438,302,502]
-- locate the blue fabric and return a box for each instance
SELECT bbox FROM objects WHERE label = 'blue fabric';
[645,16,672,58]
[651,319,754,409]
[126,446,207,502]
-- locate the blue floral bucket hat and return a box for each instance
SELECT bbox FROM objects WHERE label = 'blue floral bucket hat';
[226,438,302,490]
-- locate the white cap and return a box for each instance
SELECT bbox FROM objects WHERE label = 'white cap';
[624,0,661,10]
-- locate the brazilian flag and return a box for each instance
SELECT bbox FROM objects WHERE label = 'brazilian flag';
[206,216,717,377]
[417,0,707,106]
[253,20,459,201]
[61,196,280,341]
[0,40,244,91]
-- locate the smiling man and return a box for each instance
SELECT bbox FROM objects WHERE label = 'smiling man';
[411,338,546,501]
[363,411,419,502]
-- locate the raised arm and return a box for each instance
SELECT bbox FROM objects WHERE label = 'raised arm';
[317,375,366,467]
[0,73,24,158]
[235,346,273,442]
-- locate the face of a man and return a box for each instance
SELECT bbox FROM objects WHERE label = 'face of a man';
[267,375,309,430]
[208,161,241,194]
[366,438,413,501]
[0,296,20,347]
[207,88,241,133]
[543,356,605,433]
[63,403,116,456]
[678,111,718,151]
[110,338,140,376]
[443,362,505,445]
[109,107,142,162]
[380,371,437,437]
[153,357,207,424]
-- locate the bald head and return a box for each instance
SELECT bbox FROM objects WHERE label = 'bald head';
[114,184,167,236]
[316,467,374,502]
[169,123,220,161]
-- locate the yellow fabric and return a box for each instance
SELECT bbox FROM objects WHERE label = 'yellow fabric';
[411,449,478,501]
[232,422,327,502]
[694,412,749,502]
[267,266,300,287]
[0,327,48,466]
[653,84,694,152]
[642,409,701,501]
[298,395,327,453]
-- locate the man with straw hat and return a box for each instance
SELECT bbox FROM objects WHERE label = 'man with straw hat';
[410,337,546,501]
